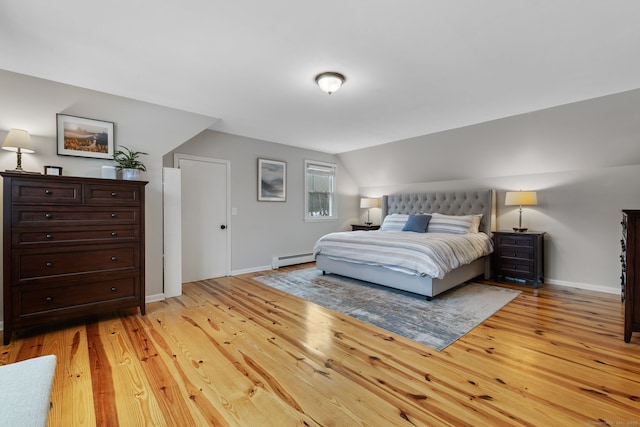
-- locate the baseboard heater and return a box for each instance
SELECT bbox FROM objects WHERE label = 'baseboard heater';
[271,253,314,269]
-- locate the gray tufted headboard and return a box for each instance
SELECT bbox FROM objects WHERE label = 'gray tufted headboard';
[382,190,496,233]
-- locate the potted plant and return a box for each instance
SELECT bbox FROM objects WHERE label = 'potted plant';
[113,146,147,180]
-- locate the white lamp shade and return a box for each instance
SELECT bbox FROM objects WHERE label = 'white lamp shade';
[505,191,537,206]
[315,72,345,94]
[360,197,381,209]
[2,129,34,153]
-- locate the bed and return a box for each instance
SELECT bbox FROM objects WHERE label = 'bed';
[314,190,496,299]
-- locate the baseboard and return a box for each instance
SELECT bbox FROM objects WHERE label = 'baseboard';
[146,293,166,303]
[271,253,315,268]
[545,278,619,295]
[231,265,273,276]
[230,269,618,295]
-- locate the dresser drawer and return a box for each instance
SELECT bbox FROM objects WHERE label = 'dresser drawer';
[84,183,143,205]
[498,261,536,279]
[13,206,140,226]
[11,180,82,204]
[13,226,139,247]
[15,245,138,280]
[496,234,535,248]
[499,247,534,261]
[13,276,137,317]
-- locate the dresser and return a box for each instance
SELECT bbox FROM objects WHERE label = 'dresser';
[621,210,640,342]
[493,231,545,287]
[2,172,147,344]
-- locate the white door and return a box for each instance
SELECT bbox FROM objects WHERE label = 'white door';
[176,154,230,281]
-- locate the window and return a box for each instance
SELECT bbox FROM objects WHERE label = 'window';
[304,160,337,221]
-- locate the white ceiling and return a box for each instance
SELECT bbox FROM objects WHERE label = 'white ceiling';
[1,1,639,154]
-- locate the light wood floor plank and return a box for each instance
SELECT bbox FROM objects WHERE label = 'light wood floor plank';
[1,263,640,426]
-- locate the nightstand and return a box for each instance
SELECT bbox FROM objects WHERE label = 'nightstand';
[493,231,546,288]
[351,224,380,231]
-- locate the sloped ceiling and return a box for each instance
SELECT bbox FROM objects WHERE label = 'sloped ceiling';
[1,1,639,154]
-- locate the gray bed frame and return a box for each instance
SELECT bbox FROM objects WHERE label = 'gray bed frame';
[316,189,496,299]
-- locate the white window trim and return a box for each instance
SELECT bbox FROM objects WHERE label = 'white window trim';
[304,159,337,222]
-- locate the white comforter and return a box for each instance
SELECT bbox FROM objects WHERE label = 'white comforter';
[313,231,494,279]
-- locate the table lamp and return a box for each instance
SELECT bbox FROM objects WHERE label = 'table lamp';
[505,191,538,232]
[360,197,381,226]
[2,129,34,173]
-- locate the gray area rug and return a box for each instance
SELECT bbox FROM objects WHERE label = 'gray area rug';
[255,268,521,351]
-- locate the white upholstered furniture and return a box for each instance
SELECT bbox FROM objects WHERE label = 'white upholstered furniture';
[0,354,56,427]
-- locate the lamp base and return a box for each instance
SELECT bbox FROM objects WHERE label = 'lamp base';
[513,227,528,232]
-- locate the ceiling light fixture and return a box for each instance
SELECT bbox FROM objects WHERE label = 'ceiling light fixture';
[315,72,345,95]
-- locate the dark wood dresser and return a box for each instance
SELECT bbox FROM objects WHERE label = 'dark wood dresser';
[2,172,147,344]
[621,210,640,342]
[493,230,545,287]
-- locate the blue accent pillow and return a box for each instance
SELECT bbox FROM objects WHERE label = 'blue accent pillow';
[402,214,432,233]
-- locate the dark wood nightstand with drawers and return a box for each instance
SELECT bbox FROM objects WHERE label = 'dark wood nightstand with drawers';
[493,231,546,287]
[351,224,380,231]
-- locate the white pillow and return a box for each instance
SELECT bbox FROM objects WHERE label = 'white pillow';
[380,214,409,232]
[469,214,483,233]
[428,213,475,234]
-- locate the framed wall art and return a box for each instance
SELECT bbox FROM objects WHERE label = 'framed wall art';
[258,158,286,202]
[56,114,114,159]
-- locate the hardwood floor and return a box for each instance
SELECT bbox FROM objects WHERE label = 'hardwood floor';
[2,263,639,426]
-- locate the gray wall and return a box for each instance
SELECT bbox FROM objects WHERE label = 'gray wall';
[339,89,640,293]
[164,130,360,273]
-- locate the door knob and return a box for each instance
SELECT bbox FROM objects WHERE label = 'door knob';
[220,225,226,230]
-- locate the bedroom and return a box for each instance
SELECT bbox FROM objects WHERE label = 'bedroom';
[1,1,640,425]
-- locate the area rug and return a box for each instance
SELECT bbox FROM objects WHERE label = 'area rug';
[254,268,521,351]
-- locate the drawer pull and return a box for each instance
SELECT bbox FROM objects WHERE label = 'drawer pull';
[111,231,117,237]
[45,213,52,219]
[111,192,117,197]
[111,287,117,292]
[45,262,53,268]
[45,296,53,302]
[111,213,117,218]
[45,234,53,240]
[44,189,52,195]
[111,256,117,261]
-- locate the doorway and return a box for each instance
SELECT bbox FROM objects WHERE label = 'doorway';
[175,154,230,281]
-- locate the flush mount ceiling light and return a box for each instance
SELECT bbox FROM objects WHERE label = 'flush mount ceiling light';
[315,72,345,95]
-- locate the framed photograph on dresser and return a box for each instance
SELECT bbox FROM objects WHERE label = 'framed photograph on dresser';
[44,165,63,176]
